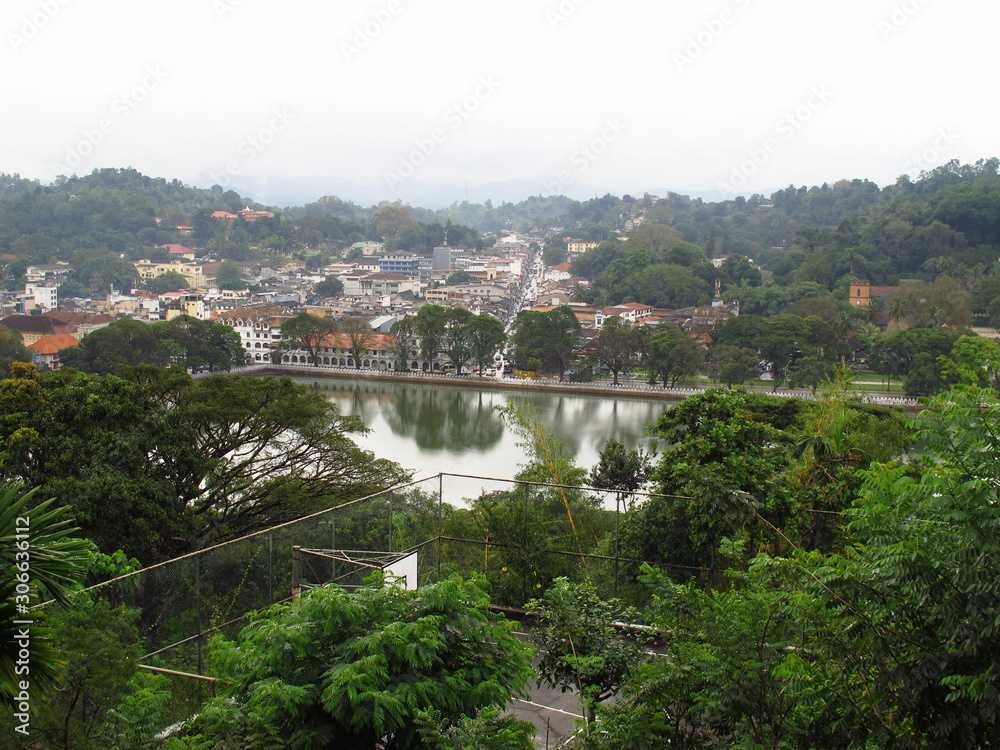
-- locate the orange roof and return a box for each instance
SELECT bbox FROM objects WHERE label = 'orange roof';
[28,333,80,355]
[318,332,396,351]
[212,211,237,219]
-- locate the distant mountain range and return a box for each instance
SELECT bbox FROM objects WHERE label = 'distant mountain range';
[189,172,753,210]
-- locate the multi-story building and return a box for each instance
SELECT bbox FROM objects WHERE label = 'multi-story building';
[567,241,599,256]
[162,292,209,321]
[25,263,73,284]
[134,259,206,288]
[594,302,654,328]
[342,272,420,300]
[0,314,75,345]
[215,305,293,364]
[25,283,59,312]
[379,255,422,277]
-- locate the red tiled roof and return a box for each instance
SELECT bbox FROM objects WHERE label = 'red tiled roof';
[318,333,396,351]
[29,333,80,355]
[870,286,900,297]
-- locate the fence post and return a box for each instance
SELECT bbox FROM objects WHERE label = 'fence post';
[292,546,302,600]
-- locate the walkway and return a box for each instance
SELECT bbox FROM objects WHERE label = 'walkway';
[200,363,920,408]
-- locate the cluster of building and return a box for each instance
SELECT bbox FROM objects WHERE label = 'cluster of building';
[2,213,746,371]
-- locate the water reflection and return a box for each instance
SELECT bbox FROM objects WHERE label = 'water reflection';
[297,377,672,479]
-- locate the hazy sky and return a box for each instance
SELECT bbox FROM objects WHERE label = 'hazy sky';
[2,0,995,204]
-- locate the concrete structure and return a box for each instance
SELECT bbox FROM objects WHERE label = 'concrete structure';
[28,333,80,370]
[567,241,599,255]
[162,292,209,321]
[25,283,59,312]
[849,280,901,307]
[351,241,386,257]
[160,244,197,260]
[433,246,452,271]
[0,314,75,345]
[25,263,73,284]
[379,255,422,277]
[135,259,206,288]
[594,302,654,328]
[342,273,420,300]
[216,305,293,364]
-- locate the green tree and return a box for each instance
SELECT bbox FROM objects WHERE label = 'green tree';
[58,319,164,374]
[785,387,1000,746]
[26,595,175,750]
[314,275,344,298]
[510,306,581,379]
[214,259,248,290]
[0,372,410,560]
[542,243,568,267]
[174,576,535,749]
[465,314,505,377]
[527,578,649,725]
[644,326,702,387]
[144,270,188,294]
[445,270,473,285]
[414,304,449,365]
[389,317,418,371]
[340,316,376,369]
[279,311,338,367]
[940,335,1000,389]
[625,389,788,578]
[0,328,30,374]
[588,317,644,385]
[442,308,473,374]
[707,344,758,387]
[0,483,90,700]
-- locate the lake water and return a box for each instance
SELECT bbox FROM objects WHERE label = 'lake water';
[295,377,673,481]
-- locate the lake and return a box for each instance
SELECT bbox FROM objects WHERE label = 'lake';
[294,377,673,481]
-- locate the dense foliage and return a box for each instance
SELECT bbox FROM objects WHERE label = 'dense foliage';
[0,366,410,561]
[169,576,535,749]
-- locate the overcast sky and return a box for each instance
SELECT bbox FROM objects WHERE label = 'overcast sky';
[1,0,995,206]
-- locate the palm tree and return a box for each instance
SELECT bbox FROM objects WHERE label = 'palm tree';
[887,295,909,328]
[0,483,90,699]
[832,311,856,342]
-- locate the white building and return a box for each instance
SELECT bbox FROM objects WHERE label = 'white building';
[25,283,59,312]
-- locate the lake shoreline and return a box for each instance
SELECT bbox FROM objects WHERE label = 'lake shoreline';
[246,364,920,408]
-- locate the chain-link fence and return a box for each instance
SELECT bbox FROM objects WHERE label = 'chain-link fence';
[87,472,845,680]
